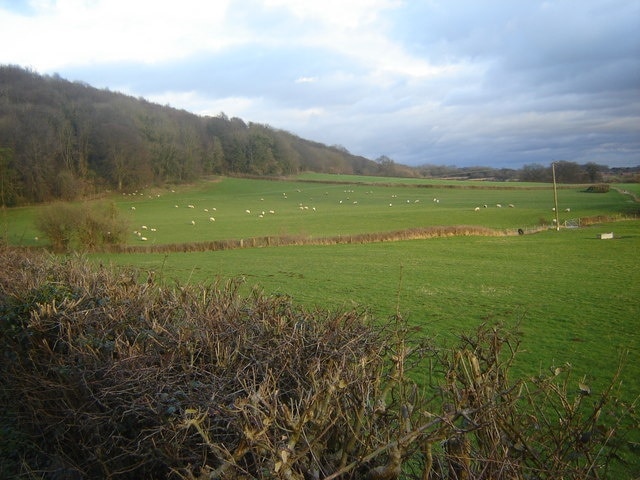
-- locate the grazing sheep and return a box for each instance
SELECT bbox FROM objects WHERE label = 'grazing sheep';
[565,208,571,212]
[474,207,480,211]
[141,225,148,230]
[483,204,488,208]
[191,220,196,225]
[496,204,502,208]
[508,204,515,208]
[188,204,195,209]
[245,209,251,214]
[209,217,215,222]
[175,205,179,208]
[269,210,275,214]
[204,208,208,212]
[140,237,147,241]
[131,206,136,210]
[150,228,157,232]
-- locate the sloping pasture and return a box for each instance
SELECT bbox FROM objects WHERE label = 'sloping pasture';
[91,177,640,245]
[4,176,635,248]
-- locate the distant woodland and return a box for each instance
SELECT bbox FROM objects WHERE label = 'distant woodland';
[0,65,637,206]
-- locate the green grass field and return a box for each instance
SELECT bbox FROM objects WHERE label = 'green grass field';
[4,175,639,402]
[3,176,637,248]
[91,220,640,394]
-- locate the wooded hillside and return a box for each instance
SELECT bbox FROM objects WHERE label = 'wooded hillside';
[0,65,386,205]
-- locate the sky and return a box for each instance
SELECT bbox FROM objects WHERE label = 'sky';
[1,0,639,168]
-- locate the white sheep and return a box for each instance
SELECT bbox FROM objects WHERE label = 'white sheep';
[565,207,571,212]
[188,204,195,209]
[141,225,148,230]
[496,204,502,208]
[191,220,196,225]
[508,204,515,208]
[474,207,480,211]
[140,237,147,241]
[209,217,215,222]
[150,228,157,232]
[269,210,275,214]
[131,206,136,210]
[245,209,251,214]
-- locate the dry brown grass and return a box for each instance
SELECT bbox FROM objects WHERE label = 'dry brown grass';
[1,248,636,479]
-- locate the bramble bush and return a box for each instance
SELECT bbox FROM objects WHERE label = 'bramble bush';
[0,248,637,479]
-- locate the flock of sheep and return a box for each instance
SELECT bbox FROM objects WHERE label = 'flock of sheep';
[126,187,571,242]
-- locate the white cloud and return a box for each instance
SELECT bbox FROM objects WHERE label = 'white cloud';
[263,0,402,29]
[295,76,317,84]
[1,0,236,69]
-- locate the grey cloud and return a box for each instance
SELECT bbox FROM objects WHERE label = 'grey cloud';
[51,0,640,168]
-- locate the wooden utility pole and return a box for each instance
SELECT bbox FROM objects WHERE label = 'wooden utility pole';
[552,162,560,231]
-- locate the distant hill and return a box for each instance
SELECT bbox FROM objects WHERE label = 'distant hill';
[0,65,401,205]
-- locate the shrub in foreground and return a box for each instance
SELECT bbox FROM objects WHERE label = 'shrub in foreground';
[0,249,637,479]
[35,201,128,252]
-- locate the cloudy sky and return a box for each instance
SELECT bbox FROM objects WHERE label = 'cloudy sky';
[1,0,638,168]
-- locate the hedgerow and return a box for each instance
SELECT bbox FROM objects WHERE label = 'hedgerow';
[0,248,636,479]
